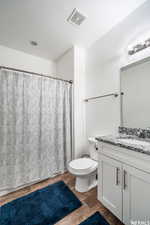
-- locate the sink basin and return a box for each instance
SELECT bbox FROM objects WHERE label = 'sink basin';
[117,138,150,147]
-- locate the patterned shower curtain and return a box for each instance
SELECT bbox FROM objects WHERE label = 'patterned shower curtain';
[0,69,72,191]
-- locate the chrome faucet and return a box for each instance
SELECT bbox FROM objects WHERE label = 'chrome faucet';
[137,129,145,138]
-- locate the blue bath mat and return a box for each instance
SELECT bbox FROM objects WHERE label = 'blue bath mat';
[79,212,109,225]
[0,181,82,225]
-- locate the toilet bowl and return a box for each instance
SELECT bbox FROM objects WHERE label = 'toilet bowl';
[68,158,98,192]
[68,137,98,193]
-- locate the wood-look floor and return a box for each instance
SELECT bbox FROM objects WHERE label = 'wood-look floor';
[0,172,124,225]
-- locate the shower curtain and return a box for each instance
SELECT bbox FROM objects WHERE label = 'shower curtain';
[0,69,72,191]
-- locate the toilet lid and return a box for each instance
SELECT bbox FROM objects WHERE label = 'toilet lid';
[69,158,96,170]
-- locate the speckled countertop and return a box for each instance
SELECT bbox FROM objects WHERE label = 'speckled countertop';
[96,135,150,156]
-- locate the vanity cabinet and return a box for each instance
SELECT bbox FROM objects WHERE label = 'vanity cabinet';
[98,143,150,225]
[99,155,122,220]
[123,164,150,225]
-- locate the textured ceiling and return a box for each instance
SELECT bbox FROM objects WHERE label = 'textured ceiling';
[0,0,146,60]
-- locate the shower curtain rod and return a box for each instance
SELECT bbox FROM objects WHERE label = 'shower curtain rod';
[0,66,73,84]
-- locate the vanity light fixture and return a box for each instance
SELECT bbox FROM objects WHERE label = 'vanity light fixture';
[128,37,150,55]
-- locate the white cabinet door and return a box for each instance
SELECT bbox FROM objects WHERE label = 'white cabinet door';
[98,154,122,220]
[123,164,150,225]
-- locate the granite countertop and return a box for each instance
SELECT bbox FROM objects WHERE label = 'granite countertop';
[96,135,150,156]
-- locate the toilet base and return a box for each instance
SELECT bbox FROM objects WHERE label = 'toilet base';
[75,171,97,193]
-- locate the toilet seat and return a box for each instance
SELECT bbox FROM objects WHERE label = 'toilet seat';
[68,158,98,175]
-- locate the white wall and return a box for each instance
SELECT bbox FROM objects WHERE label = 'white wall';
[74,46,86,158]
[0,45,56,75]
[85,1,150,139]
[56,47,86,158]
[56,48,74,81]
[86,57,120,138]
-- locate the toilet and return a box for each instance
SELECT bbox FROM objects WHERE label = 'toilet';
[68,137,98,193]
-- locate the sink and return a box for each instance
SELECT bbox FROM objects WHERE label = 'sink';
[117,138,150,147]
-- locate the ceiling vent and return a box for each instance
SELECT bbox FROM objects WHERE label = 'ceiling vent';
[67,8,86,26]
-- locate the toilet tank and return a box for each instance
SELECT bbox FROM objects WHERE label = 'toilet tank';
[88,137,98,161]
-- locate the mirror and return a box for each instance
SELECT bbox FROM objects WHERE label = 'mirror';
[120,57,150,129]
